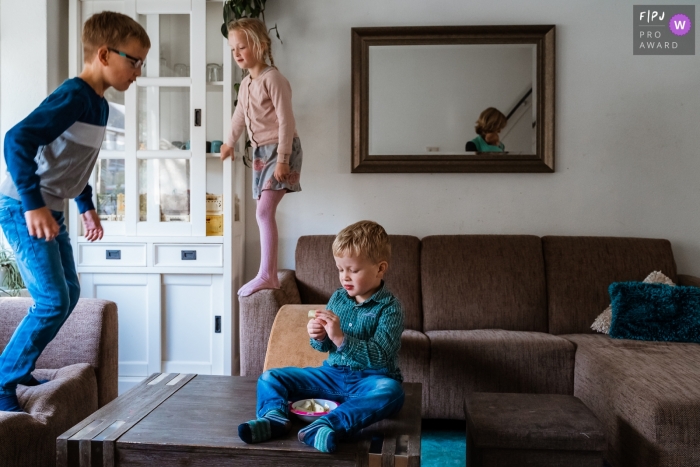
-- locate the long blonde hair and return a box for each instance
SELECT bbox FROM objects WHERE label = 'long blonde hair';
[227,18,275,67]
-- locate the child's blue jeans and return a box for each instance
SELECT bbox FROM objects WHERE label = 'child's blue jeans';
[0,195,80,395]
[257,361,405,437]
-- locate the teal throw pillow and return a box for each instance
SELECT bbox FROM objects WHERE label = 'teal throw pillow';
[608,281,700,343]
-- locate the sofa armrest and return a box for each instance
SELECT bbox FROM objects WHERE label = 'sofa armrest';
[677,274,700,288]
[239,269,301,377]
[0,363,98,467]
[0,297,118,408]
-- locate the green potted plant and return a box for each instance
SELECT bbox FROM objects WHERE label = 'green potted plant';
[0,245,25,297]
[220,0,280,40]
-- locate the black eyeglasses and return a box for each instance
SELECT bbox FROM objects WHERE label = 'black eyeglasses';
[108,48,144,69]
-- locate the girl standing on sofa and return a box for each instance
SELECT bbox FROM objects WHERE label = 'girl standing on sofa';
[220,18,302,297]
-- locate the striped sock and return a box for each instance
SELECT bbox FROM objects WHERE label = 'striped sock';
[238,409,291,444]
[298,418,337,453]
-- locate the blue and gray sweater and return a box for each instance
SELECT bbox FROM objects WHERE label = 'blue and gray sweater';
[0,77,108,213]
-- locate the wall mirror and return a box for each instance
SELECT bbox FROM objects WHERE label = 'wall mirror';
[351,25,555,173]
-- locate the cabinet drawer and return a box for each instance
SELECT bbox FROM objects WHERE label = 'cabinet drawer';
[154,244,223,267]
[78,244,147,267]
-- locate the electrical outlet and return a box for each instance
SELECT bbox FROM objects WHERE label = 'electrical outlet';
[426,146,440,152]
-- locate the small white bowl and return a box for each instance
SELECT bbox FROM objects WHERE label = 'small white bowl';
[289,399,339,423]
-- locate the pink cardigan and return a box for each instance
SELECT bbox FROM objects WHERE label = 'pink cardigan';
[225,66,298,163]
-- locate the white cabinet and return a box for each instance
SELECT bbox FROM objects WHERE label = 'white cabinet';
[69,0,246,393]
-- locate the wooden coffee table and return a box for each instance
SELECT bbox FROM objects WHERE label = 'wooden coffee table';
[57,374,420,467]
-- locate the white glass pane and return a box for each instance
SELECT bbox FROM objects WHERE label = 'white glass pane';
[95,159,125,221]
[206,2,224,65]
[138,159,190,223]
[159,159,190,222]
[206,158,223,236]
[138,159,147,222]
[102,89,125,151]
[138,87,190,150]
[160,14,190,77]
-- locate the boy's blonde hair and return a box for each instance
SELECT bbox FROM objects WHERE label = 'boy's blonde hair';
[82,11,151,62]
[227,18,275,67]
[474,107,507,137]
[332,221,391,264]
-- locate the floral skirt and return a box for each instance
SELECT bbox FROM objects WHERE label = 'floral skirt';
[252,137,303,200]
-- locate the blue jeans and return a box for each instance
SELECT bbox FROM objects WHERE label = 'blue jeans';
[0,195,80,395]
[257,362,405,437]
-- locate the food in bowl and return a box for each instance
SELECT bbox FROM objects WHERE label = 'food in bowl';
[290,398,339,423]
[298,399,329,413]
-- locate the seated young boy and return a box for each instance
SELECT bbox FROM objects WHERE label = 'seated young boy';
[238,220,405,452]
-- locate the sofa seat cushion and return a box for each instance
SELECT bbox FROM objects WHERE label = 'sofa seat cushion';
[563,334,700,467]
[1,363,98,467]
[399,329,430,414]
[426,330,575,419]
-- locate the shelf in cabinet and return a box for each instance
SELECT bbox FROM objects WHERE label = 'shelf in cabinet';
[136,77,191,87]
[98,150,126,159]
[137,150,192,159]
[77,236,226,244]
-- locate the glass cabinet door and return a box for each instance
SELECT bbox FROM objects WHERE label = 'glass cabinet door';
[83,2,224,239]
[133,7,202,237]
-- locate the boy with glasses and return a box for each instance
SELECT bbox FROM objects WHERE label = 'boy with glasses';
[0,11,150,412]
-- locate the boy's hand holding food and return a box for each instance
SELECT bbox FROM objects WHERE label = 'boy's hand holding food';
[312,310,345,348]
[307,310,327,341]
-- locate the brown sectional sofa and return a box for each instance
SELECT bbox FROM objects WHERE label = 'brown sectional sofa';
[239,235,700,467]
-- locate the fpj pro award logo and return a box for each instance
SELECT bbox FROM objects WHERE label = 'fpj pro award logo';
[634,5,694,55]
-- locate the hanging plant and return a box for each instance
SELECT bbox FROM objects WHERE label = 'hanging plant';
[221,0,281,41]
[0,247,25,297]
[221,0,282,167]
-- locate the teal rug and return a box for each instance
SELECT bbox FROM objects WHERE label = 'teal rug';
[421,420,466,467]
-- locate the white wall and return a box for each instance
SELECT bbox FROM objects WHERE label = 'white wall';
[0,0,68,178]
[368,44,534,154]
[239,0,700,281]
[1,0,48,175]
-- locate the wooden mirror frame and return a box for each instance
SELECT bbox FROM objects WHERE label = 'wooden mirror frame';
[351,25,555,173]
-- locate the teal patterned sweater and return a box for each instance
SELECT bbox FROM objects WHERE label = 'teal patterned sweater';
[310,281,404,381]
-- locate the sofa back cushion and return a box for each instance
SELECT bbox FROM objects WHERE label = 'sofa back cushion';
[542,236,677,335]
[421,235,548,332]
[295,235,422,330]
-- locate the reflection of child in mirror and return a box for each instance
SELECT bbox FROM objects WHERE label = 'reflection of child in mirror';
[466,107,507,152]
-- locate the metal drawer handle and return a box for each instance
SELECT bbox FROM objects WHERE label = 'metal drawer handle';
[181,250,197,260]
[106,250,121,260]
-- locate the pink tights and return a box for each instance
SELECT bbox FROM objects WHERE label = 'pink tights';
[238,189,286,297]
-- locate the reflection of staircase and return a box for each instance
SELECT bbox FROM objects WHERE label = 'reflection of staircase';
[501,87,534,142]
[506,88,532,120]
